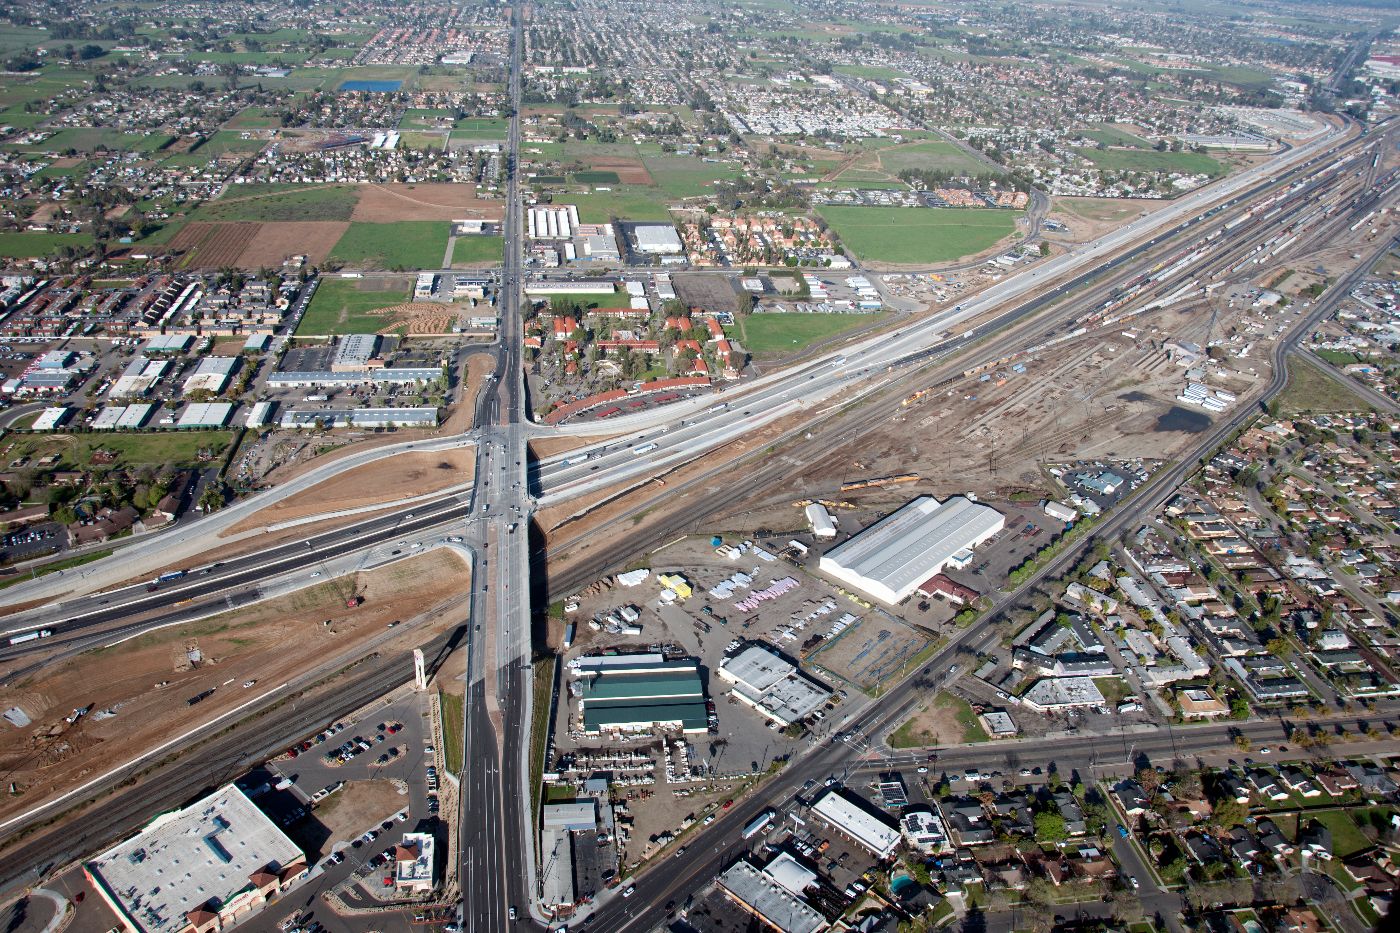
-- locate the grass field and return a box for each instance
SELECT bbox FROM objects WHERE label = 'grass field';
[3,431,235,470]
[1075,147,1224,176]
[452,235,503,266]
[224,106,283,129]
[640,155,742,198]
[0,231,93,258]
[454,117,509,137]
[875,141,986,176]
[400,107,454,128]
[399,131,445,151]
[1277,357,1374,415]
[199,184,360,222]
[726,312,883,355]
[565,189,674,224]
[439,689,464,775]
[16,128,171,154]
[1080,124,1152,148]
[818,206,1015,264]
[297,278,408,335]
[190,130,267,157]
[550,291,629,311]
[329,221,449,270]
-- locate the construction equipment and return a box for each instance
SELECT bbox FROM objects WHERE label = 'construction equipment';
[840,473,919,493]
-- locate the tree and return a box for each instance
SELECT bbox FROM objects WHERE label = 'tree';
[1033,811,1067,842]
[1209,796,1246,830]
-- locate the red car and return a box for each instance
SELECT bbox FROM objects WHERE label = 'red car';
[721,799,733,810]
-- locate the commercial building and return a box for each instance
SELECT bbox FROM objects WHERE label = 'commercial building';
[717,860,828,933]
[1043,500,1077,523]
[527,205,580,240]
[718,643,830,726]
[901,808,949,854]
[116,403,154,429]
[143,335,192,354]
[393,832,435,893]
[245,401,275,429]
[632,224,684,255]
[811,788,901,857]
[84,784,308,933]
[524,278,615,296]
[576,657,708,735]
[111,358,170,397]
[817,496,1004,605]
[278,407,439,429]
[1021,676,1106,712]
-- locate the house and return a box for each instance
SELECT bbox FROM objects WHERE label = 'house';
[1113,780,1150,817]
[1300,821,1333,860]
[1280,767,1321,798]
[1256,819,1293,857]
[1278,906,1324,933]
[1219,775,1252,804]
[1315,770,1358,796]
[1226,827,1262,866]
[1248,770,1288,801]
[1184,833,1225,864]
[67,506,139,546]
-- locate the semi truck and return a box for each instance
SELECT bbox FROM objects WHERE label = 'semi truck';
[742,809,776,840]
[8,628,52,646]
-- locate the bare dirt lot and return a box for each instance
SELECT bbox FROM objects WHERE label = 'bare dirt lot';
[0,549,469,821]
[227,447,475,531]
[673,273,739,314]
[169,222,261,268]
[585,157,653,185]
[352,183,505,223]
[304,779,404,845]
[236,220,349,267]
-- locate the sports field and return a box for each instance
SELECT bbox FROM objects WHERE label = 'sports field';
[298,278,409,335]
[817,206,1015,264]
[1074,148,1224,176]
[328,221,450,270]
[726,312,884,355]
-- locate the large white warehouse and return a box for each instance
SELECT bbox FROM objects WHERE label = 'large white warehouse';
[817,496,1003,605]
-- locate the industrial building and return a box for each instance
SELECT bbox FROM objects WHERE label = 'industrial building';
[279,407,439,429]
[632,224,684,255]
[31,406,70,431]
[717,860,828,933]
[177,403,234,428]
[266,368,440,389]
[810,788,901,857]
[528,205,580,240]
[331,334,379,371]
[84,784,308,933]
[574,656,708,735]
[393,833,436,893]
[817,496,1005,604]
[524,278,615,296]
[718,643,830,726]
[182,356,238,395]
[805,503,836,539]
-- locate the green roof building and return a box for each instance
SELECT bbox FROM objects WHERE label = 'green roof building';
[577,659,709,735]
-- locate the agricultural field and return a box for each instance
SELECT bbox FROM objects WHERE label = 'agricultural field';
[168,222,261,268]
[297,277,411,335]
[351,183,504,223]
[639,154,742,198]
[224,106,284,129]
[451,235,503,266]
[871,140,987,176]
[1074,147,1225,176]
[817,206,1016,264]
[0,232,93,258]
[196,184,360,222]
[14,128,171,154]
[328,221,450,270]
[1079,124,1154,147]
[725,311,885,355]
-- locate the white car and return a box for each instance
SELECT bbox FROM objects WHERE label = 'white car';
[310,571,321,578]
[622,885,636,898]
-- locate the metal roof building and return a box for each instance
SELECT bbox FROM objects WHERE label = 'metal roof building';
[176,403,234,428]
[633,224,684,255]
[279,407,439,429]
[331,334,379,372]
[31,406,70,431]
[718,644,830,726]
[576,658,708,735]
[817,496,1004,605]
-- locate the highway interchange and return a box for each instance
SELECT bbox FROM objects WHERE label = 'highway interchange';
[0,7,1397,931]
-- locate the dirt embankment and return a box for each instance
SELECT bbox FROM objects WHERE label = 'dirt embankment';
[0,549,470,823]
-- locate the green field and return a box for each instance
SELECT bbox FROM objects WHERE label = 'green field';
[875,141,987,176]
[1080,124,1152,148]
[197,184,360,222]
[399,131,445,151]
[1074,147,1225,176]
[15,128,171,154]
[454,117,509,137]
[3,431,235,469]
[400,107,454,128]
[565,189,674,224]
[224,106,284,129]
[550,291,628,311]
[726,312,884,355]
[0,70,89,110]
[297,278,408,335]
[0,232,93,258]
[817,206,1015,264]
[1308,809,1377,859]
[329,221,449,270]
[835,63,908,81]
[640,155,742,198]
[452,235,503,266]
[190,130,267,157]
